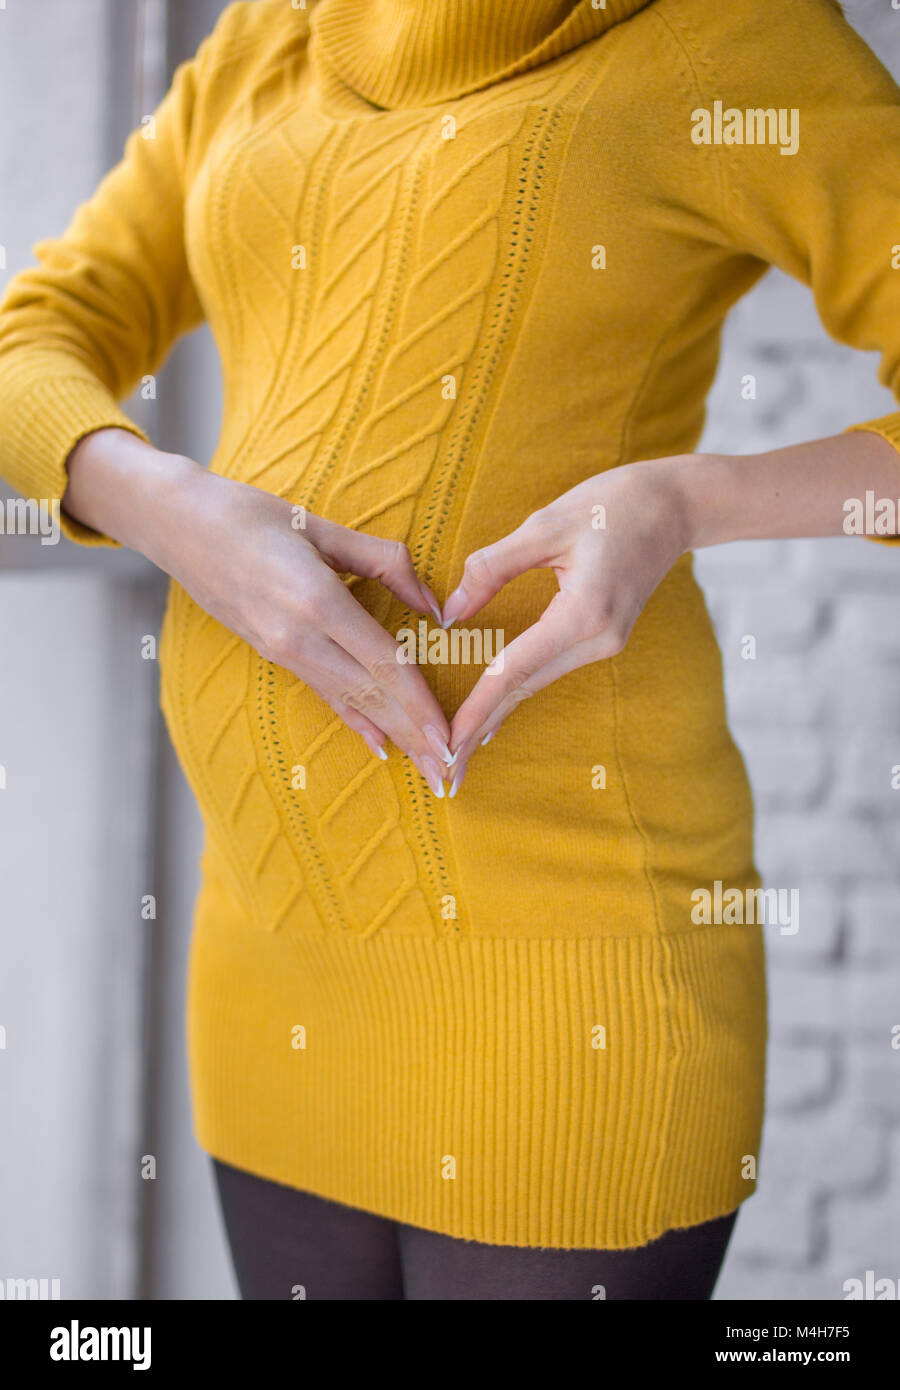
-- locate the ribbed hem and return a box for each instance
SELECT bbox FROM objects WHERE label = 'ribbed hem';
[187,897,766,1250]
[844,416,900,545]
[0,356,150,546]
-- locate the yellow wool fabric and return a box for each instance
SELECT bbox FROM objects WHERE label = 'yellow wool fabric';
[2,0,900,1248]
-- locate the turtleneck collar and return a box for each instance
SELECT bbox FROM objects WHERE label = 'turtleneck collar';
[308,0,655,110]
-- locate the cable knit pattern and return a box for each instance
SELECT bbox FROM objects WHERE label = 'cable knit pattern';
[1,0,899,1246]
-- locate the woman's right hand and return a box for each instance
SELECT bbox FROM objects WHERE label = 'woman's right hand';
[64,429,453,795]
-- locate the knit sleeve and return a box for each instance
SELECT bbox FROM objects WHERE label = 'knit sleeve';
[0,1,262,546]
[660,0,900,543]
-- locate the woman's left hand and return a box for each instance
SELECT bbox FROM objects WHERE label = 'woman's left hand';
[441,456,697,794]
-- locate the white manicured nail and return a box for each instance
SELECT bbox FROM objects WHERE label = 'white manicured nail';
[362,731,388,760]
[449,764,467,797]
[422,756,445,798]
[424,725,454,766]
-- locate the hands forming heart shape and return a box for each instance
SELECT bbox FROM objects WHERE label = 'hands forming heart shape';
[158,456,691,802]
[288,458,692,799]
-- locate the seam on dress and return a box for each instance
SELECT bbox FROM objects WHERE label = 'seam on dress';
[651,5,730,234]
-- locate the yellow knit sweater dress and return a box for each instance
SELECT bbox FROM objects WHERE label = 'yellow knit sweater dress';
[2,0,900,1249]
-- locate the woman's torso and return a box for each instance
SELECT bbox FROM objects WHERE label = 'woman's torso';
[159,3,763,941]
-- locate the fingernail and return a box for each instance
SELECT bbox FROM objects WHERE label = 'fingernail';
[362,730,388,760]
[422,755,446,798]
[419,585,443,626]
[449,763,467,798]
[480,730,494,747]
[424,725,454,766]
[445,747,459,767]
[441,586,467,628]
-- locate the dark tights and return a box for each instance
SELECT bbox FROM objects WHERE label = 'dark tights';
[212,1159,737,1300]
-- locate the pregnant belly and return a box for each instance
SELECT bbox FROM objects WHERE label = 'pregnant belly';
[157,552,758,942]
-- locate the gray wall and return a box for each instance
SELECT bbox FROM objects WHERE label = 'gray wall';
[0,0,233,1300]
[0,0,898,1300]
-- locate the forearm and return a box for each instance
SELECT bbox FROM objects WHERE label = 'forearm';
[63,427,204,563]
[662,429,900,549]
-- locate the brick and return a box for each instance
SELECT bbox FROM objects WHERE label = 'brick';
[724,1179,816,1267]
[767,963,900,1039]
[846,886,900,964]
[763,882,842,961]
[716,1258,848,1301]
[766,1041,836,1112]
[846,969,900,1041]
[767,965,841,1035]
[721,593,828,654]
[844,1048,900,1123]
[831,595,900,662]
[759,1110,883,1192]
[798,533,900,583]
[830,731,900,816]
[833,675,900,730]
[693,539,789,586]
[755,814,893,881]
[741,728,829,811]
[723,655,829,729]
[824,1130,900,1269]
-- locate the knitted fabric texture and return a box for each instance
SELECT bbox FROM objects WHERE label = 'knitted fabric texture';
[1,0,899,1247]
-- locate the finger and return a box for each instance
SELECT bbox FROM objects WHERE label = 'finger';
[306,518,442,624]
[446,637,602,798]
[441,514,560,626]
[310,576,452,760]
[311,668,446,800]
[285,646,445,795]
[409,750,446,801]
[449,592,590,752]
[447,598,627,796]
[288,628,451,791]
[312,687,389,762]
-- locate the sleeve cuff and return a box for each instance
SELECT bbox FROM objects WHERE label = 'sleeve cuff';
[0,364,151,546]
[843,415,900,544]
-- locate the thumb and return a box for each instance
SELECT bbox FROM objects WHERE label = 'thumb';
[307,516,442,623]
[441,522,549,626]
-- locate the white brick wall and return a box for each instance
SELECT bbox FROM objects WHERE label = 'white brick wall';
[703,0,900,1299]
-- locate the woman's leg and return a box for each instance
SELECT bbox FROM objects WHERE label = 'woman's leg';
[397,1210,738,1301]
[211,1159,405,1300]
